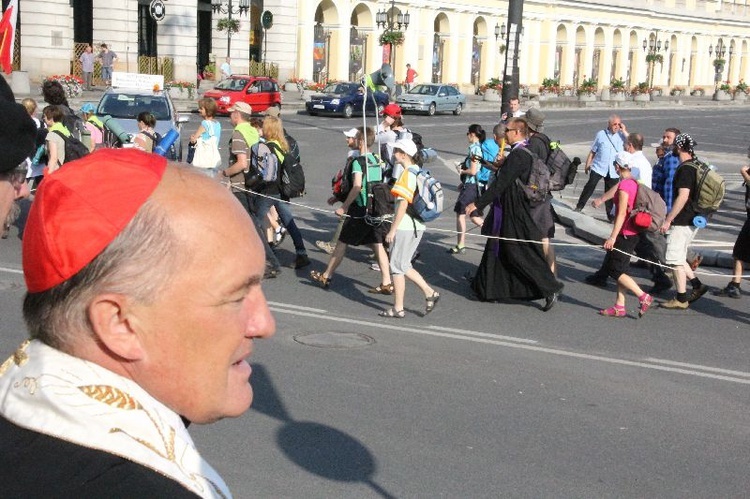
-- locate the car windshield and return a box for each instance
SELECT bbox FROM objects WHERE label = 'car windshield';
[410,85,439,96]
[214,78,249,91]
[98,93,171,120]
[324,83,356,94]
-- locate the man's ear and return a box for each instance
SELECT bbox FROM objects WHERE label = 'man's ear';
[88,294,145,361]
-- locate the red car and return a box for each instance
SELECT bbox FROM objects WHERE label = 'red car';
[203,75,282,115]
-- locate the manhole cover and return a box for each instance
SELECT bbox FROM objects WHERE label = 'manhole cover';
[293,332,375,349]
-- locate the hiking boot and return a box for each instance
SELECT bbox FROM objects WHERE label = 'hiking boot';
[648,277,673,295]
[584,274,609,288]
[687,284,709,303]
[660,298,689,310]
[315,240,335,255]
[293,254,311,269]
[712,283,741,299]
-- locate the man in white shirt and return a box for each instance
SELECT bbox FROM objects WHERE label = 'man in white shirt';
[220,57,232,79]
[626,132,652,186]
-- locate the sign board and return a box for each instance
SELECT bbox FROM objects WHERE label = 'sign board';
[150,0,166,22]
[261,10,273,30]
[111,72,165,90]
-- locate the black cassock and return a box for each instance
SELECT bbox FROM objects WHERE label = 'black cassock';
[471,144,563,302]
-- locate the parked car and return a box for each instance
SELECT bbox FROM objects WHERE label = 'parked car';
[396,84,466,116]
[95,88,189,161]
[204,75,282,115]
[306,82,389,118]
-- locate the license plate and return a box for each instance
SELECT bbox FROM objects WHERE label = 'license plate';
[313,104,325,109]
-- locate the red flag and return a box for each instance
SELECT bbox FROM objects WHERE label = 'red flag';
[0,0,18,74]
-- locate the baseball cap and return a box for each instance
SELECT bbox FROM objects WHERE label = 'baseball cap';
[264,106,280,117]
[228,101,252,114]
[342,128,359,139]
[613,150,632,168]
[393,138,418,157]
[22,149,167,293]
[80,102,96,114]
[381,103,402,118]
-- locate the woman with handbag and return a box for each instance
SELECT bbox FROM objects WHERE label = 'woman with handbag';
[189,98,222,177]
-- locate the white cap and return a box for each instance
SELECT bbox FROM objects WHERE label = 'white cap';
[614,150,632,168]
[393,138,418,157]
[342,128,359,138]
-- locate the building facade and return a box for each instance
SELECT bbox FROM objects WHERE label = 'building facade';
[11,0,750,93]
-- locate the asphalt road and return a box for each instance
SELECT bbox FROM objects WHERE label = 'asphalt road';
[1,107,748,498]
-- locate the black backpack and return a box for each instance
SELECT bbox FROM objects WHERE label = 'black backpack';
[516,147,550,206]
[267,141,305,200]
[52,130,90,164]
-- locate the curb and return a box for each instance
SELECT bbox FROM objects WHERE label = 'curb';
[552,199,733,270]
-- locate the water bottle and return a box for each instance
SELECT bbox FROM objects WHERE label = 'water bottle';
[154,128,180,158]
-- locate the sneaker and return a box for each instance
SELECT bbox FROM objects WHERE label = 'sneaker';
[584,274,609,288]
[712,283,741,299]
[370,262,381,272]
[648,278,673,295]
[315,240,335,255]
[687,284,709,303]
[638,294,653,318]
[275,228,287,246]
[293,254,311,269]
[660,298,689,310]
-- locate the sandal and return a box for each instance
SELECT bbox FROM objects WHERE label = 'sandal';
[309,270,331,289]
[379,308,405,319]
[599,306,626,317]
[368,283,394,295]
[424,292,440,315]
[638,293,653,318]
[447,245,466,254]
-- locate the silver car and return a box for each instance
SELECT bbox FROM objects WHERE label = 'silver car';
[396,84,466,116]
[95,88,189,160]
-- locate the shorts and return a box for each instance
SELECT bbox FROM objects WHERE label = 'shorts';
[454,182,482,217]
[605,233,639,280]
[665,225,696,265]
[338,205,386,246]
[390,228,423,275]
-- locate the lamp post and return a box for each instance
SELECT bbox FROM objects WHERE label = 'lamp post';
[499,0,523,119]
[212,0,250,60]
[376,0,409,68]
[314,22,332,83]
[642,31,668,89]
[708,38,732,90]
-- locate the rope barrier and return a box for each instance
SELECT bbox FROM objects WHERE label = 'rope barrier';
[224,181,749,280]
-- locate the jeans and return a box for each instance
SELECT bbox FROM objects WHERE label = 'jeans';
[253,193,307,256]
[233,191,281,269]
[102,66,113,83]
[576,170,618,216]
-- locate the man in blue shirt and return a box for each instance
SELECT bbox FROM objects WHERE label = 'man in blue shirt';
[574,115,628,220]
[651,127,681,212]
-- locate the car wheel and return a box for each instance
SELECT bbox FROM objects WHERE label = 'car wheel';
[427,102,436,116]
[453,103,463,116]
[343,104,354,118]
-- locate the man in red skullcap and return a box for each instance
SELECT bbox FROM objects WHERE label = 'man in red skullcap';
[0,149,275,496]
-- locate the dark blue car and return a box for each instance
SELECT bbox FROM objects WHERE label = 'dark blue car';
[306,82,389,118]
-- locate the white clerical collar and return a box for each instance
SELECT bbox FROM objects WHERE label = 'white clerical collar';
[0,340,231,499]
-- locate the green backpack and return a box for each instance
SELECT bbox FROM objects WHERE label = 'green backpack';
[685,158,726,214]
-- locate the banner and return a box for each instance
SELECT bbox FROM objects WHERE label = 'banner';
[0,0,18,74]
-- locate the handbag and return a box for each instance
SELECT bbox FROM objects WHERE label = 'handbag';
[191,122,221,169]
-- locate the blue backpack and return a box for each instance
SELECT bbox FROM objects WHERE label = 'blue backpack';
[407,166,444,222]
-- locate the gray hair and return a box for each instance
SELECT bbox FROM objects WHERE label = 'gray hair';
[23,197,182,352]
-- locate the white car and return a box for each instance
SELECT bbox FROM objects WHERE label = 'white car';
[396,84,466,116]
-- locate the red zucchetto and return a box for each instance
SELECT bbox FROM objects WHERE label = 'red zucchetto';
[22,149,167,293]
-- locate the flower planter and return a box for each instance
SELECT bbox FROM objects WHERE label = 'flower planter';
[691,89,705,97]
[713,90,732,101]
[609,91,626,101]
[562,88,574,97]
[670,90,683,97]
[538,92,558,101]
[649,91,661,99]
[483,88,500,101]
[633,93,650,102]
[733,91,747,102]
[168,88,191,100]
[578,93,596,102]
[284,82,299,92]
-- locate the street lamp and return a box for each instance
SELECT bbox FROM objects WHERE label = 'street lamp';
[708,38,733,89]
[212,0,250,60]
[642,31,668,89]
[494,22,506,41]
[376,0,409,67]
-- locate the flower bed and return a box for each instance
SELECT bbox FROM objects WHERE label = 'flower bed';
[165,80,196,100]
[42,75,83,99]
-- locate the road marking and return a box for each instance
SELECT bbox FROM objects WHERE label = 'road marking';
[427,325,538,344]
[270,306,750,385]
[0,267,23,275]
[269,301,327,313]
